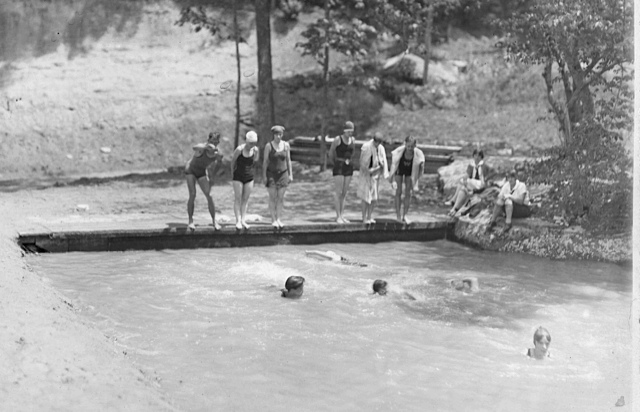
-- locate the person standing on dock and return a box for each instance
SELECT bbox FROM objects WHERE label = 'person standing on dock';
[328,121,356,224]
[263,125,293,228]
[357,132,389,224]
[231,131,260,230]
[389,135,425,224]
[184,131,223,231]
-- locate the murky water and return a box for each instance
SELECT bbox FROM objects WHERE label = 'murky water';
[29,241,632,411]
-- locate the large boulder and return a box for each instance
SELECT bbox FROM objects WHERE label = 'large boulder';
[383,53,463,84]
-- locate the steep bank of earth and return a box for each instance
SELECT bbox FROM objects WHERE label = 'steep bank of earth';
[1,0,558,180]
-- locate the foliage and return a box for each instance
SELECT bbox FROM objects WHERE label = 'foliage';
[523,121,631,234]
[295,9,376,65]
[498,0,634,146]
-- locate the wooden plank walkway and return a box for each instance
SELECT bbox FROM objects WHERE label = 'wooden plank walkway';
[17,214,454,253]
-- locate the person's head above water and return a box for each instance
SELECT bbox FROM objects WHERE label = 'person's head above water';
[450,277,479,292]
[529,326,551,359]
[281,276,305,298]
[372,279,388,295]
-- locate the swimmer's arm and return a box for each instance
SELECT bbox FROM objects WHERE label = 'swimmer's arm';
[305,250,335,261]
[230,146,242,175]
[285,142,293,181]
[328,136,339,164]
[262,143,271,182]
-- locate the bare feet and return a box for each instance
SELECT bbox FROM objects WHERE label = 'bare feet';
[242,221,250,229]
[403,217,412,225]
[342,217,350,223]
[235,221,243,230]
[187,222,196,231]
[213,221,222,231]
[277,219,284,228]
[336,217,345,224]
[272,221,279,228]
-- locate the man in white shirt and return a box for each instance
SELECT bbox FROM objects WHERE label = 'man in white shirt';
[486,170,531,232]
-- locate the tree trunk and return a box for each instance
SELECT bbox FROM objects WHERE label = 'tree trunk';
[543,59,572,146]
[319,0,330,171]
[233,2,241,149]
[422,3,433,85]
[255,0,275,152]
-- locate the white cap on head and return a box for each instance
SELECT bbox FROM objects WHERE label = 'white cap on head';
[245,131,258,143]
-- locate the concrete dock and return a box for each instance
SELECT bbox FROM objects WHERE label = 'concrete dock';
[17,214,454,253]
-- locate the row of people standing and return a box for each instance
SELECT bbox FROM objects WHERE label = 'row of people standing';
[183,121,425,229]
[330,121,425,225]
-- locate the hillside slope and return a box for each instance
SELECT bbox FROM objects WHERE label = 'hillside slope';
[0,0,557,179]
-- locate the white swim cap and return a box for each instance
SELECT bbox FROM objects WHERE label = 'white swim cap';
[246,131,258,143]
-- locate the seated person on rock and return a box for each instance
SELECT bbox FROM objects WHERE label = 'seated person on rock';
[281,276,305,299]
[447,149,488,216]
[486,170,531,232]
[305,250,368,267]
[372,279,416,300]
[526,326,551,359]
[449,277,479,292]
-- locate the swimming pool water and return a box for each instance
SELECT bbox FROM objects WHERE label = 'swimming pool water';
[29,241,632,412]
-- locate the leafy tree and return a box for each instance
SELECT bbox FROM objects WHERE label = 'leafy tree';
[176,3,250,147]
[366,0,462,84]
[499,0,633,146]
[295,0,376,169]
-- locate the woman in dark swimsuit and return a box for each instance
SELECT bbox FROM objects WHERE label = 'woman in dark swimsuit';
[328,121,356,224]
[262,125,292,228]
[231,131,260,230]
[389,135,424,224]
[184,131,223,231]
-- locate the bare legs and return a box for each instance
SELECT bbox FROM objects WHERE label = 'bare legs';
[233,180,254,229]
[448,177,470,216]
[186,174,221,230]
[267,186,287,228]
[361,201,376,224]
[333,175,352,223]
[394,175,414,223]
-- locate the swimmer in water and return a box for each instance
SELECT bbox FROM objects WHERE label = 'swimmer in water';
[372,279,416,300]
[449,277,479,292]
[281,276,305,299]
[526,326,551,359]
[304,250,367,267]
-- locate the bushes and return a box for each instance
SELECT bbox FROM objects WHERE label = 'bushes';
[524,121,632,234]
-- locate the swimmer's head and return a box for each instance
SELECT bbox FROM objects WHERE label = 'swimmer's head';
[532,326,551,357]
[281,276,305,298]
[372,279,388,295]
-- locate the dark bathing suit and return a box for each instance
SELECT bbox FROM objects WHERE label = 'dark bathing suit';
[185,151,216,179]
[397,150,413,177]
[233,151,255,184]
[332,136,355,177]
[266,142,289,188]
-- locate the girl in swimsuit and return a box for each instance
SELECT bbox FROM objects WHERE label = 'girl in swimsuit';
[231,131,260,230]
[389,135,425,224]
[184,131,223,231]
[328,121,356,224]
[262,125,293,228]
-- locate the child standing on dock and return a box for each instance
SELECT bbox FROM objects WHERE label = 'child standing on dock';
[358,132,389,224]
[184,131,223,231]
[389,135,425,224]
[263,125,293,228]
[231,131,260,230]
[328,121,356,224]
